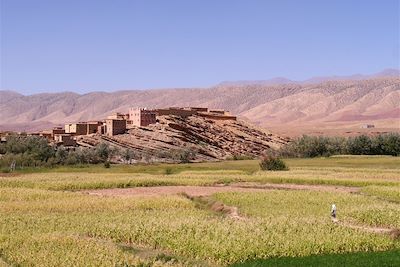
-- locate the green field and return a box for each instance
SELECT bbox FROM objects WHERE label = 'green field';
[0,157,399,266]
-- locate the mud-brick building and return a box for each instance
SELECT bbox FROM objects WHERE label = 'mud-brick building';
[107,113,129,120]
[55,134,76,146]
[198,110,237,121]
[128,108,157,127]
[39,131,52,141]
[155,107,198,118]
[64,122,101,135]
[86,121,102,134]
[65,123,87,135]
[105,119,126,136]
[52,127,65,136]
[361,124,375,129]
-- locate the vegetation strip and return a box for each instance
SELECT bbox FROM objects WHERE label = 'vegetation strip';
[181,193,245,220]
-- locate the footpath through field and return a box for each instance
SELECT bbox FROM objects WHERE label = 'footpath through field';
[82,183,360,197]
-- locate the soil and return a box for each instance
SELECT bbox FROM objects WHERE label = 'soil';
[231,182,360,194]
[83,185,266,197]
[0,172,21,177]
[82,183,360,197]
[338,221,400,240]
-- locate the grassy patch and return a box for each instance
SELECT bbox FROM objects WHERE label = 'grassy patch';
[231,249,400,267]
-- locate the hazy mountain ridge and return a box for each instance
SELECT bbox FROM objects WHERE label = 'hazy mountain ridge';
[0,74,399,132]
[218,68,400,87]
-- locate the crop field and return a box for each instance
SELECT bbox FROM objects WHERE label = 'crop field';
[0,157,399,266]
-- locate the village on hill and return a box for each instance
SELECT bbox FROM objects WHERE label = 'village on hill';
[1,107,237,147]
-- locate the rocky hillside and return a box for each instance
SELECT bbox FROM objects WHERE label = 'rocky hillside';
[78,115,289,161]
[1,73,399,134]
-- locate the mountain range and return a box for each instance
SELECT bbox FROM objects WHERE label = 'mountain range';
[1,69,399,135]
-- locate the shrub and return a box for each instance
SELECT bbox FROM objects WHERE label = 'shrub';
[259,155,288,171]
[104,161,111,168]
[122,148,135,163]
[95,143,110,162]
[165,168,173,175]
[228,154,254,160]
[170,148,197,163]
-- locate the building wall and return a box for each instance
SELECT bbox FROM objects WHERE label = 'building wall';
[87,122,101,134]
[140,110,156,126]
[54,134,76,146]
[98,125,106,135]
[65,123,87,135]
[128,108,156,127]
[186,107,208,112]
[128,108,141,127]
[52,127,65,135]
[155,108,197,118]
[39,132,52,141]
[105,119,126,136]
[361,124,375,129]
[209,109,226,115]
[198,113,237,121]
[107,113,128,120]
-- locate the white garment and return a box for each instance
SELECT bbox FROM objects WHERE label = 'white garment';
[331,204,336,212]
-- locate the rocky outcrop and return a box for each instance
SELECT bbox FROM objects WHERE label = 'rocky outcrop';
[79,115,288,162]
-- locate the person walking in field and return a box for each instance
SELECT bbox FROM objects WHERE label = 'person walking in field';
[331,204,337,222]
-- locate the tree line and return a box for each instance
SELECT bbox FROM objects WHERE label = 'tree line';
[0,135,196,171]
[275,133,400,158]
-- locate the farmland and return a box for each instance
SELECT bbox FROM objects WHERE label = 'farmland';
[0,157,399,266]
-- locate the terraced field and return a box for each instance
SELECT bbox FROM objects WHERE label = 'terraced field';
[0,157,399,266]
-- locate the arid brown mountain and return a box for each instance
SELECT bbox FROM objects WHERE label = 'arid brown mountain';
[1,74,399,135]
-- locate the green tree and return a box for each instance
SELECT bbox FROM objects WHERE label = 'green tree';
[95,143,110,162]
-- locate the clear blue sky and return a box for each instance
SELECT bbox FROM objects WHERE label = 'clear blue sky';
[1,0,399,95]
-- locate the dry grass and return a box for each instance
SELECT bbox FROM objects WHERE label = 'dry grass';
[0,157,399,266]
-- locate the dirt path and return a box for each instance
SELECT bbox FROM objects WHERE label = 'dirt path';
[83,185,266,197]
[82,183,359,222]
[341,223,393,234]
[82,183,360,197]
[0,172,21,177]
[330,218,400,239]
[231,182,360,194]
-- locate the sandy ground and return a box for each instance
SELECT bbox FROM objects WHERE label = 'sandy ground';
[82,183,360,197]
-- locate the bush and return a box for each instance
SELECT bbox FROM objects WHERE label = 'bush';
[122,148,135,163]
[259,155,288,171]
[165,168,173,175]
[170,148,197,163]
[104,161,111,168]
[228,154,254,160]
[96,143,110,162]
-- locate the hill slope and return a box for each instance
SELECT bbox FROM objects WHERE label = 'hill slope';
[78,115,289,161]
[1,76,399,134]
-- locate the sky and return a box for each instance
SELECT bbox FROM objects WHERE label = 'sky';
[0,0,399,95]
